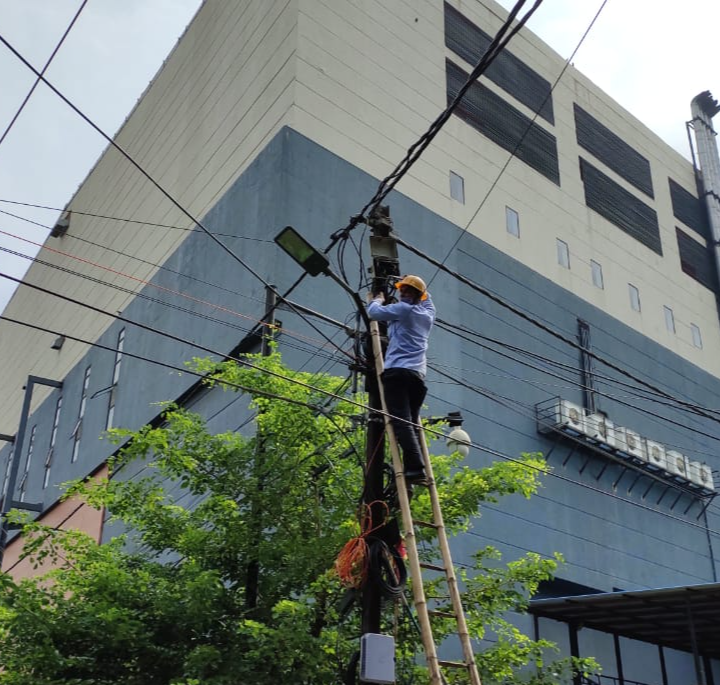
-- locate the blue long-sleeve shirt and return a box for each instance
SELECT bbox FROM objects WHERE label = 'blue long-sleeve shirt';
[367,294,435,377]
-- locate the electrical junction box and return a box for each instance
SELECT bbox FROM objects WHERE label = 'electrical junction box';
[360,633,395,684]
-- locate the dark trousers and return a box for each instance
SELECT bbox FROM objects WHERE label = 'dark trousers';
[382,368,427,472]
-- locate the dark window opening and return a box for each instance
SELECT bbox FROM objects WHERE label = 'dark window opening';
[574,104,653,198]
[580,158,661,255]
[444,2,555,124]
[447,60,560,185]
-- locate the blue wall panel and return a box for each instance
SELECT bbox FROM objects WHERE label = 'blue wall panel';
[7,127,720,673]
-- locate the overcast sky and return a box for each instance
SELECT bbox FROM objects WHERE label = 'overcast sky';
[0,0,718,313]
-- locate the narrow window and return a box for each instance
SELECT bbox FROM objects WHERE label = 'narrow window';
[505,207,520,238]
[44,395,62,489]
[106,329,125,430]
[628,284,641,312]
[691,323,703,349]
[449,171,465,203]
[590,260,604,289]
[2,447,14,497]
[556,239,570,269]
[72,366,91,463]
[663,305,675,333]
[19,426,36,502]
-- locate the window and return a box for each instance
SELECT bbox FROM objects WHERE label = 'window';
[590,260,604,289]
[72,366,91,463]
[44,395,62,489]
[663,306,675,333]
[2,447,13,498]
[691,323,703,349]
[106,328,125,430]
[19,426,36,502]
[505,206,520,238]
[449,171,465,203]
[628,284,641,312]
[556,239,570,269]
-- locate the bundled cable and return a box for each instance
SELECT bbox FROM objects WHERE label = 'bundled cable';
[368,538,407,599]
[335,501,389,588]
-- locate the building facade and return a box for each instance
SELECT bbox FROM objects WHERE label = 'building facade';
[1,1,719,681]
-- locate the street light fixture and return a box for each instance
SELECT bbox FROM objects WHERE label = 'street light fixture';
[273,226,369,328]
[274,226,330,277]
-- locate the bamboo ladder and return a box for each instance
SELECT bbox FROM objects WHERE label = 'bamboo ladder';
[369,320,482,685]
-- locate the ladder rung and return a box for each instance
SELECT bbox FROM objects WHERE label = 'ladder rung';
[428,610,456,619]
[438,660,469,669]
[414,519,439,529]
[420,562,446,572]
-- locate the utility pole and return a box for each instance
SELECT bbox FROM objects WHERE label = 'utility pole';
[245,285,277,611]
[360,337,386,636]
[273,220,401,678]
[360,206,401,639]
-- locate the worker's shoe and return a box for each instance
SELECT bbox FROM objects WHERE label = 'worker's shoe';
[404,468,427,484]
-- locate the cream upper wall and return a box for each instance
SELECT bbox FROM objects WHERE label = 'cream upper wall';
[292,0,719,376]
[0,0,300,429]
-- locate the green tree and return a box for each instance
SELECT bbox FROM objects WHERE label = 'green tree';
[0,350,597,684]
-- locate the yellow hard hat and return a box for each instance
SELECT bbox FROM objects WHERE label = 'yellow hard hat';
[395,275,428,300]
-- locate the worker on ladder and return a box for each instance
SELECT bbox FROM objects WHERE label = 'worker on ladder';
[367,275,436,483]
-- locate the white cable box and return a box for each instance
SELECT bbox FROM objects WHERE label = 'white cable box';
[360,633,395,684]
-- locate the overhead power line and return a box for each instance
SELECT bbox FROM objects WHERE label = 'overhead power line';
[0,205,276,306]
[4,311,720,545]
[0,0,88,151]
[3,1,715,546]
[0,201,272,241]
[0,30,341,362]
[0,314,324,415]
[0,244,351,370]
[11,207,711,451]
[424,365,720,537]
[348,0,544,227]
[245,0,548,346]
[0,227,353,361]
[434,319,720,424]
[395,234,720,426]
[0,270,369,421]
[14,195,702,434]
[0,205,349,335]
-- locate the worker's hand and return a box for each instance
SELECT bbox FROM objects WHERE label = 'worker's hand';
[366,291,385,304]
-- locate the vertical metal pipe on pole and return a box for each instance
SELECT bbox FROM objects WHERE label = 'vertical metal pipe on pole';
[245,286,277,611]
[658,645,669,685]
[690,92,720,290]
[687,598,707,685]
[360,210,397,642]
[360,337,385,638]
[613,633,625,685]
[569,623,581,685]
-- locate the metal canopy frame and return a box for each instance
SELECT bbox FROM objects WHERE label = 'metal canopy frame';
[530,583,720,684]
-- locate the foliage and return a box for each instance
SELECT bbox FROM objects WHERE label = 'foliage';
[0,350,598,684]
